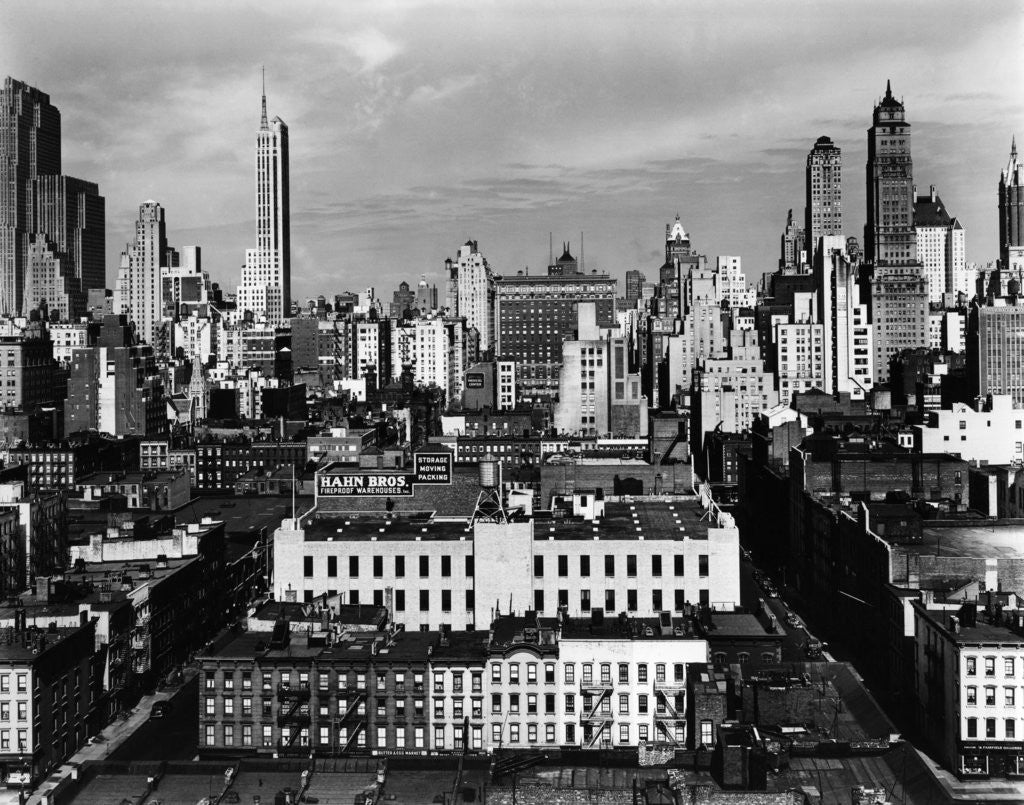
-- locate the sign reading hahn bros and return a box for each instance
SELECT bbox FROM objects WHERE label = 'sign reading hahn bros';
[316,452,452,499]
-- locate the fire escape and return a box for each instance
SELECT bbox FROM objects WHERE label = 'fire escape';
[337,673,368,753]
[276,683,312,752]
[654,677,687,746]
[580,674,614,748]
[130,612,151,675]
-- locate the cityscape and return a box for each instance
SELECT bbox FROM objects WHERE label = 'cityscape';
[1,3,1024,805]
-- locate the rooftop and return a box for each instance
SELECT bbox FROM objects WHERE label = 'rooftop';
[300,500,718,542]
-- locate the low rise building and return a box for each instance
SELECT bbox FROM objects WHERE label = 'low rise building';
[0,612,99,787]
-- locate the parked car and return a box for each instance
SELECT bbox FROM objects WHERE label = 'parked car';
[150,701,172,719]
[785,613,802,628]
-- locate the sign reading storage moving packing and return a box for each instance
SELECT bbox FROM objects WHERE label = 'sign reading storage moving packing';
[316,453,453,499]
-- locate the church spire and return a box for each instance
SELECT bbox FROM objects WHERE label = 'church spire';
[260,66,268,130]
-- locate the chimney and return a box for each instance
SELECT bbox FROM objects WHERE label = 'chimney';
[930,185,936,203]
[950,615,960,634]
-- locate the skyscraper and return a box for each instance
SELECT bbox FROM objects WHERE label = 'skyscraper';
[115,201,177,349]
[0,77,105,318]
[865,81,929,383]
[444,240,494,356]
[805,136,842,262]
[625,269,646,303]
[1000,137,1024,275]
[865,81,916,267]
[915,185,967,303]
[238,75,290,325]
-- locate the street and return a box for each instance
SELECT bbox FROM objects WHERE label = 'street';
[107,675,199,761]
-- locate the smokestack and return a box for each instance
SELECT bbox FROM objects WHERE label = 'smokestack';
[930,185,936,203]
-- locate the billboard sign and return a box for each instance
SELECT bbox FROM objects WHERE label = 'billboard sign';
[317,452,452,499]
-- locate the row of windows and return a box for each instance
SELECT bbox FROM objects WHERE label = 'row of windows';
[534,554,708,578]
[966,657,1020,677]
[491,661,684,686]
[304,554,474,579]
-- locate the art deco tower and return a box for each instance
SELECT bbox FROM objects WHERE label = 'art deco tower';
[865,80,916,266]
[0,77,104,318]
[805,136,842,261]
[864,81,928,384]
[1000,137,1024,273]
[238,73,291,324]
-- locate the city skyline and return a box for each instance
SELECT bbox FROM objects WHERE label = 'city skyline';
[2,1,1021,301]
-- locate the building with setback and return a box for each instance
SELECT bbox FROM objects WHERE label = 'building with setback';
[1000,138,1024,276]
[915,185,968,303]
[0,77,105,319]
[865,83,929,384]
[237,79,290,325]
[805,136,842,263]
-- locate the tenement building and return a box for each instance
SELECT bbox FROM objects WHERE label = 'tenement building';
[196,606,709,756]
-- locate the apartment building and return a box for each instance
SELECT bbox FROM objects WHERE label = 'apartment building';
[196,609,709,757]
[914,599,1024,778]
[0,613,98,787]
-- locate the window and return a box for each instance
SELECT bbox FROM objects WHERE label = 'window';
[205,725,216,746]
[205,672,216,690]
[263,725,273,747]
[986,687,996,706]
[420,590,429,611]
[527,664,537,684]
[605,589,615,611]
[492,664,502,684]
[1009,720,1017,739]
[442,589,452,612]
[566,724,576,744]
[205,697,216,716]
[656,664,666,683]
[441,555,451,577]
[1008,658,1016,676]
[967,657,977,676]
[395,556,405,577]
[420,556,429,577]
[627,589,637,611]
[558,555,568,576]
[509,694,520,714]
[347,556,358,576]
[534,589,545,612]
[377,727,387,747]
[565,694,575,714]
[674,555,684,576]
[652,555,662,577]
[638,693,649,714]
[987,718,997,738]
[1008,688,1017,707]
[395,590,405,611]
[986,657,996,677]
[619,663,629,684]
[675,590,685,611]
[224,698,234,716]
[564,664,575,684]
[580,556,590,576]
[652,589,663,611]
[492,724,501,745]
[546,724,556,743]
[510,724,520,743]
[966,687,977,705]
[327,556,337,577]
[243,725,252,746]
[466,589,474,611]
[534,556,544,577]
[699,555,709,577]
[605,555,615,576]
[466,555,474,576]
[527,694,537,714]
[303,556,313,578]
[627,555,637,577]
[510,664,520,684]
[452,673,462,693]
[618,693,629,714]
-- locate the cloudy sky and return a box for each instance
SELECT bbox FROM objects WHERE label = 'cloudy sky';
[4,1,1022,302]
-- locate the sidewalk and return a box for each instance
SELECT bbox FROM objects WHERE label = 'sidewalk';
[18,669,197,805]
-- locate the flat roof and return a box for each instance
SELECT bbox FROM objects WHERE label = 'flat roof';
[299,500,716,543]
[175,496,314,535]
[0,625,86,661]
[201,626,440,664]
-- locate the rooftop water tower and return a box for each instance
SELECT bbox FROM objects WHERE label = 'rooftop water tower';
[471,453,508,525]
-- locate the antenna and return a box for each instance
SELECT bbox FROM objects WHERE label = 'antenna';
[580,231,584,273]
[260,66,269,130]
[291,464,297,528]
[549,233,553,267]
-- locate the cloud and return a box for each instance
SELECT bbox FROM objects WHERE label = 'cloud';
[407,75,479,105]
[343,28,402,74]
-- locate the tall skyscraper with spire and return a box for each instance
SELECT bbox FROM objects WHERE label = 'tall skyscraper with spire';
[238,72,290,325]
[805,136,842,262]
[864,80,929,384]
[0,76,105,318]
[1000,137,1024,275]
